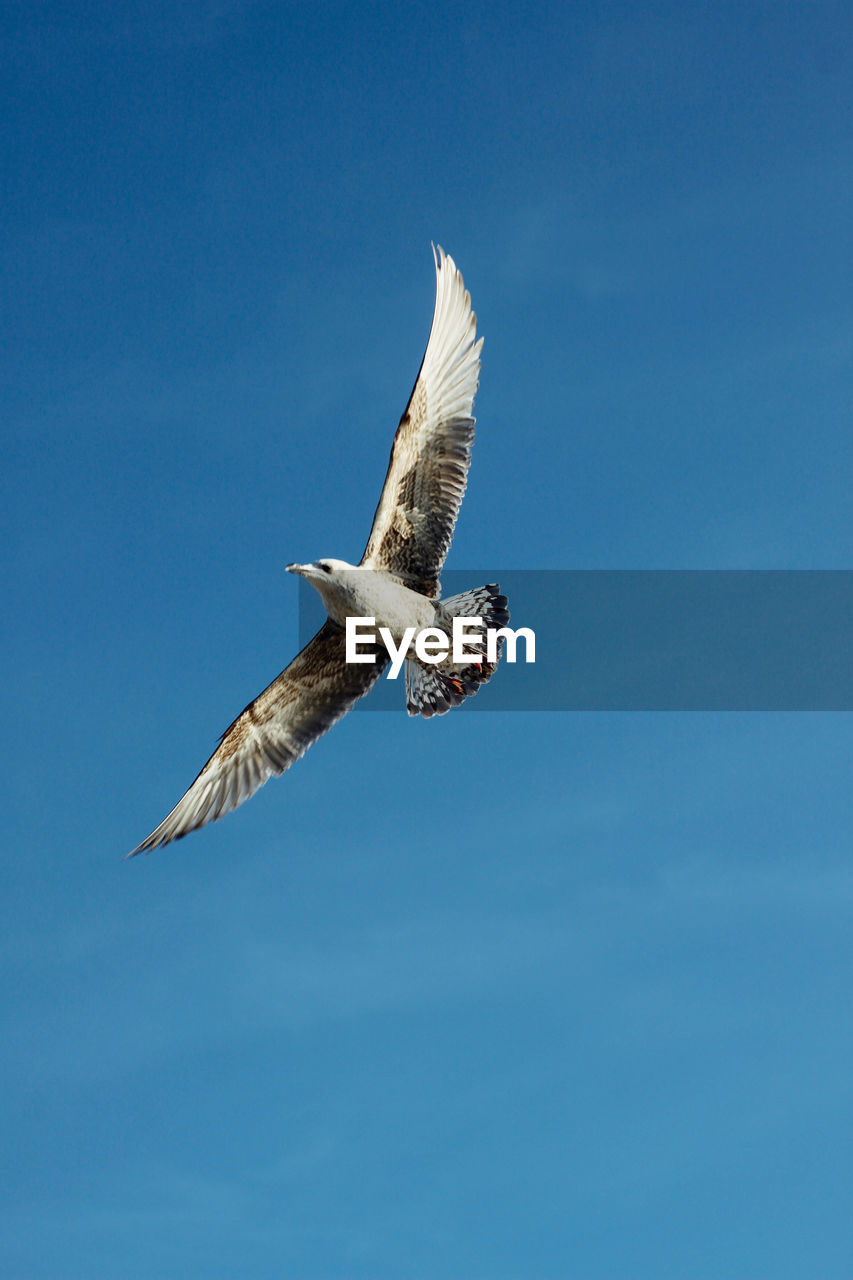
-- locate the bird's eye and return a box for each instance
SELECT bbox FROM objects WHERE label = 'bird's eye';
[320,562,332,573]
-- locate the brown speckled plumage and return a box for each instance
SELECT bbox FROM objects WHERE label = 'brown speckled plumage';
[129,248,492,856]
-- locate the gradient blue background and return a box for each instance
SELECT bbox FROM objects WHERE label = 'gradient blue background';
[2,2,852,1276]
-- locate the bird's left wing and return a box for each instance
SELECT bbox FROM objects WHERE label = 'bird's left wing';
[127,620,386,855]
[360,246,483,597]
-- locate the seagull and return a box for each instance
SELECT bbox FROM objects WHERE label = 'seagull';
[128,248,508,856]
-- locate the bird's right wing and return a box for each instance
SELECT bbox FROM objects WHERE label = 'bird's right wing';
[360,247,482,597]
[127,620,386,855]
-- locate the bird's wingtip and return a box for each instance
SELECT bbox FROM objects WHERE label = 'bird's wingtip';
[432,242,448,272]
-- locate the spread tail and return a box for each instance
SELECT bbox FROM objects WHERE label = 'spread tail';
[405,583,510,718]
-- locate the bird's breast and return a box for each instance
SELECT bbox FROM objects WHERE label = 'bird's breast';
[346,576,436,642]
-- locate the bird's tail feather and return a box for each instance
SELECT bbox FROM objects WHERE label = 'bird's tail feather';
[404,583,510,717]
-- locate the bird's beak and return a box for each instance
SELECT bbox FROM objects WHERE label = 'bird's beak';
[285,562,309,577]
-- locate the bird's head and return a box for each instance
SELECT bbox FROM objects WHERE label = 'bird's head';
[285,558,364,623]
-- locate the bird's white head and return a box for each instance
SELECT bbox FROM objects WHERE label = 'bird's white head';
[285,558,365,624]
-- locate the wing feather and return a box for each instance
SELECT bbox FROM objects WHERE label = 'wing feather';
[127,620,386,855]
[360,247,482,595]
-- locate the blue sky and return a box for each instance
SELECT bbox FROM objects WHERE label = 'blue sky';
[2,1,852,1276]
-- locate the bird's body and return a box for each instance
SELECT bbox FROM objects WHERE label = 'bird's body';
[129,248,508,856]
[285,560,437,641]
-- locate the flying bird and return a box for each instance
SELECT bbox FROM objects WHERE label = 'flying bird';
[128,248,508,855]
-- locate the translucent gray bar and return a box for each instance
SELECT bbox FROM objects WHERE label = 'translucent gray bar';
[298,571,853,710]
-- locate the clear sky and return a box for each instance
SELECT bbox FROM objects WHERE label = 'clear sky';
[2,2,852,1276]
